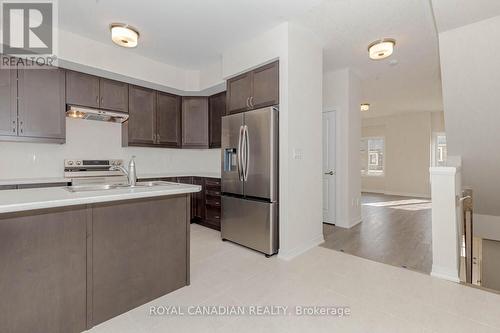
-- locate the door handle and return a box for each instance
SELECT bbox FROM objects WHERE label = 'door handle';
[243,125,249,181]
[249,96,254,108]
[246,97,250,108]
[324,171,335,175]
[237,125,244,181]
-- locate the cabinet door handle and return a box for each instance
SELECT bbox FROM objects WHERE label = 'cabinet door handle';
[157,134,161,142]
[153,133,157,143]
[249,96,254,108]
[100,97,104,105]
[246,97,250,108]
[96,96,99,105]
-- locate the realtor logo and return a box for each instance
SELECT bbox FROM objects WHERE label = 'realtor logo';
[2,1,53,54]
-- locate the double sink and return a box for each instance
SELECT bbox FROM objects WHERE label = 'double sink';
[64,181,179,193]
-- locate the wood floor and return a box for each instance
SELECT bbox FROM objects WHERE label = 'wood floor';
[322,192,432,274]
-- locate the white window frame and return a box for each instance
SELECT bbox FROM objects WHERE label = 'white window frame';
[361,136,385,177]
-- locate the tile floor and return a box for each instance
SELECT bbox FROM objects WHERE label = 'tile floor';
[88,224,500,333]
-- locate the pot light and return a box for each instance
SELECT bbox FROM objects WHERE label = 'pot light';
[110,23,140,48]
[368,38,396,60]
[360,103,370,112]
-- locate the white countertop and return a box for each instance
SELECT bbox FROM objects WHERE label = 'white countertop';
[0,173,220,186]
[0,183,201,214]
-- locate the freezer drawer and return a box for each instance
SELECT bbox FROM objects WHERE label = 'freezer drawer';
[221,196,278,255]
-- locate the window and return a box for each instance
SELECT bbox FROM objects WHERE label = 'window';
[361,137,385,176]
[433,133,447,167]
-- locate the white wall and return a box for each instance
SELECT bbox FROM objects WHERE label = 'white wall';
[0,119,220,179]
[283,22,324,259]
[221,22,324,259]
[361,112,444,198]
[58,29,195,92]
[439,14,500,216]
[323,68,362,228]
[0,28,225,181]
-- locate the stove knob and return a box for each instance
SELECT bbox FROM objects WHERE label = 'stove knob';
[68,161,74,166]
[76,161,81,166]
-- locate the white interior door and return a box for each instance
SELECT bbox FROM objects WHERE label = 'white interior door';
[323,111,336,224]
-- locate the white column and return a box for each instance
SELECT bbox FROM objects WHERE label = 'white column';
[430,166,462,282]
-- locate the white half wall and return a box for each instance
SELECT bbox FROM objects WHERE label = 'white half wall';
[323,68,362,228]
[430,166,462,283]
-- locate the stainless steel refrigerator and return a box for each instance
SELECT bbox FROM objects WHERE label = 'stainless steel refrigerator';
[221,106,279,256]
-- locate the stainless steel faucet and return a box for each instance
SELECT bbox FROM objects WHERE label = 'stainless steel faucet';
[110,156,137,186]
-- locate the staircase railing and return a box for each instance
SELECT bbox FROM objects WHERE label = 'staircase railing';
[460,189,473,283]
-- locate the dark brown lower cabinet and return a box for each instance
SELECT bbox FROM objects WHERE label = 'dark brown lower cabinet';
[138,176,222,231]
[0,195,190,333]
[0,206,88,333]
[91,196,189,326]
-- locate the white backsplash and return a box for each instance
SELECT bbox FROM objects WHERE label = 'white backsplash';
[0,118,220,179]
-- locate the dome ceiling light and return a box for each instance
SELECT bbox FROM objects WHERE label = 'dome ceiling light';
[110,23,140,48]
[368,38,396,60]
[360,103,370,112]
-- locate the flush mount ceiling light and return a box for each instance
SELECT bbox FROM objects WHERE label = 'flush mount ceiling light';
[360,103,370,112]
[110,23,140,48]
[368,38,396,60]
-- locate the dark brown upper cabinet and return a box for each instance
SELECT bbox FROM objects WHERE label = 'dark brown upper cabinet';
[209,91,226,148]
[99,78,128,112]
[226,60,279,115]
[126,85,156,146]
[252,61,279,109]
[66,71,100,108]
[66,71,128,113]
[226,72,252,114]
[0,67,17,138]
[17,67,66,141]
[157,92,182,148]
[182,97,209,149]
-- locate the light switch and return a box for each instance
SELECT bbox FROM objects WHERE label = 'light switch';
[293,148,303,160]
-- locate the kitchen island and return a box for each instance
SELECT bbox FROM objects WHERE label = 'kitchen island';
[0,183,200,333]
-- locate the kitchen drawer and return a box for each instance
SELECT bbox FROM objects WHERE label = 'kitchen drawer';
[204,178,221,188]
[205,197,221,207]
[205,206,221,222]
[205,189,221,197]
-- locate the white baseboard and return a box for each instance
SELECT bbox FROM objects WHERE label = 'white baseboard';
[431,265,460,283]
[278,234,325,261]
[362,189,430,199]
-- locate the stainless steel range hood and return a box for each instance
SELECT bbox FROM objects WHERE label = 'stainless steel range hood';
[66,105,129,123]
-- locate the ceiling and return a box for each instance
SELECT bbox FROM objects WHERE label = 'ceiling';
[59,0,449,118]
[431,0,500,32]
[296,0,443,117]
[58,0,322,70]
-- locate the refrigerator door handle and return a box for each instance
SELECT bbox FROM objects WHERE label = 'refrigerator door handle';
[243,125,250,181]
[237,125,244,181]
